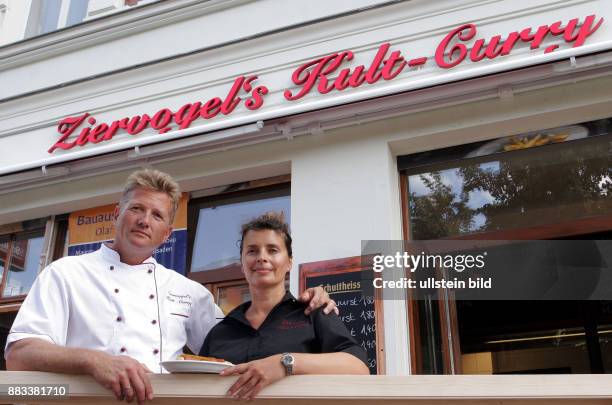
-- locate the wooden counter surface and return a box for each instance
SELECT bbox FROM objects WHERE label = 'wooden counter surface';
[1,372,611,404]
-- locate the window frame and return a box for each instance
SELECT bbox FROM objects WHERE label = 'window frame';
[187,176,291,285]
[0,228,46,304]
[400,127,612,375]
[24,0,90,39]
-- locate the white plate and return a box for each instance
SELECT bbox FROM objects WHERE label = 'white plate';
[161,359,234,374]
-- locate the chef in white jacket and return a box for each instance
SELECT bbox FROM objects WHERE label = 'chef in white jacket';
[5,169,336,404]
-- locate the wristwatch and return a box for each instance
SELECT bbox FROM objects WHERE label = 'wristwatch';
[280,352,295,376]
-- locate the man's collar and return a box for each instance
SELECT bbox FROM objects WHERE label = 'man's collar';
[100,243,157,266]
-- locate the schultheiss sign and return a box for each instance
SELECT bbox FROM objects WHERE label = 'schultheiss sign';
[46,14,604,154]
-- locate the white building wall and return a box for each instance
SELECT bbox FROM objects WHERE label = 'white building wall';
[0,0,394,100]
[2,0,612,375]
[0,0,30,47]
[2,0,611,176]
[290,123,409,374]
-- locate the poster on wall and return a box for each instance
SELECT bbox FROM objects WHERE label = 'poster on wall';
[67,194,189,274]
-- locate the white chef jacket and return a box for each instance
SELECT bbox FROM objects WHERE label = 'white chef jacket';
[6,244,223,373]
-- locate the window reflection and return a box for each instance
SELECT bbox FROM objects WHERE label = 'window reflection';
[3,235,44,298]
[217,284,251,315]
[190,195,290,273]
[408,122,612,239]
[216,278,290,315]
[403,117,612,375]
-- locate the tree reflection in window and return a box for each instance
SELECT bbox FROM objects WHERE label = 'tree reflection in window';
[409,130,612,240]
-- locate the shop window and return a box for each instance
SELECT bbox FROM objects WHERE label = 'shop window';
[0,228,45,301]
[25,0,90,38]
[399,117,612,374]
[22,0,166,40]
[187,176,290,288]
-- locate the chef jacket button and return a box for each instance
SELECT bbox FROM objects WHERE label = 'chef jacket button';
[147,269,153,274]
[149,294,155,299]
[120,347,126,353]
[114,288,119,293]
[110,266,114,271]
[116,316,122,322]
[153,349,159,354]
[151,320,157,325]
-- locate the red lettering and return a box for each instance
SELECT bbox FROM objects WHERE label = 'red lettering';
[125,114,150,135]
[76,116,96,146]
[500,32,520,56]
[567,15,603,47]
[75,128,91,146]
[103,118,128,141]
[48,113,89,153]
[381,50,406,80]
[470,35,504,62]
[519,27,535,42]
[221,76,244,115]
[200,98,222,119]
[529,25,551,50]
[318,52,353,94]
[88,123,109,144]
[470,39,487,62]
[437,15,602,68]
[151,108,173,134]
[334,69,352,91]
[242,75,256,93]
[365,43,390,84]
[549,20,567,36]
[284,54,344,101]
[332,64,367,91]
[484,35,504,59]
[245,86,268,110]
[49,15,605,154]
[242,76,267,110]
[435,24,476,68]
[174,103,202,129]
[348,65,366,87]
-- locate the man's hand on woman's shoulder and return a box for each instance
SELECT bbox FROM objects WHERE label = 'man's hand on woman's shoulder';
[299,286,338,316]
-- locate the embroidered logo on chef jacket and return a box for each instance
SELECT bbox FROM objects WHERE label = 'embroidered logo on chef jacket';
[165,291,193,318]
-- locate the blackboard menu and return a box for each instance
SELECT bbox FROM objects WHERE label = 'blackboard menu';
[304,268,378,374]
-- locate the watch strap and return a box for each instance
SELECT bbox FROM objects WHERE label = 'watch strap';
[281,352,294,376]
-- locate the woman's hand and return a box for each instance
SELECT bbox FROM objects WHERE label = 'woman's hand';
[219,355,286,400]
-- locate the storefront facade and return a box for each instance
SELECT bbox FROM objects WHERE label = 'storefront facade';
[0,0,611,375]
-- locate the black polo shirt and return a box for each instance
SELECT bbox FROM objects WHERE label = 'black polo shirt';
[199,291,367,366]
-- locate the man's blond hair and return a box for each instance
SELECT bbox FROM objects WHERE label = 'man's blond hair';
[120,169,181,222]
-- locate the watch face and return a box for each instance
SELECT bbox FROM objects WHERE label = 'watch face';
[282,354,294,365]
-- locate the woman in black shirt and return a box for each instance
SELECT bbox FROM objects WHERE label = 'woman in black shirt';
[200,212,368,400]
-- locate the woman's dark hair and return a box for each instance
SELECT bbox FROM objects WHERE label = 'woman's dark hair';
[240,212,292,257]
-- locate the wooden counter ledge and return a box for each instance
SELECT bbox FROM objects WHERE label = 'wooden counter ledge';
[1,372,611,404]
